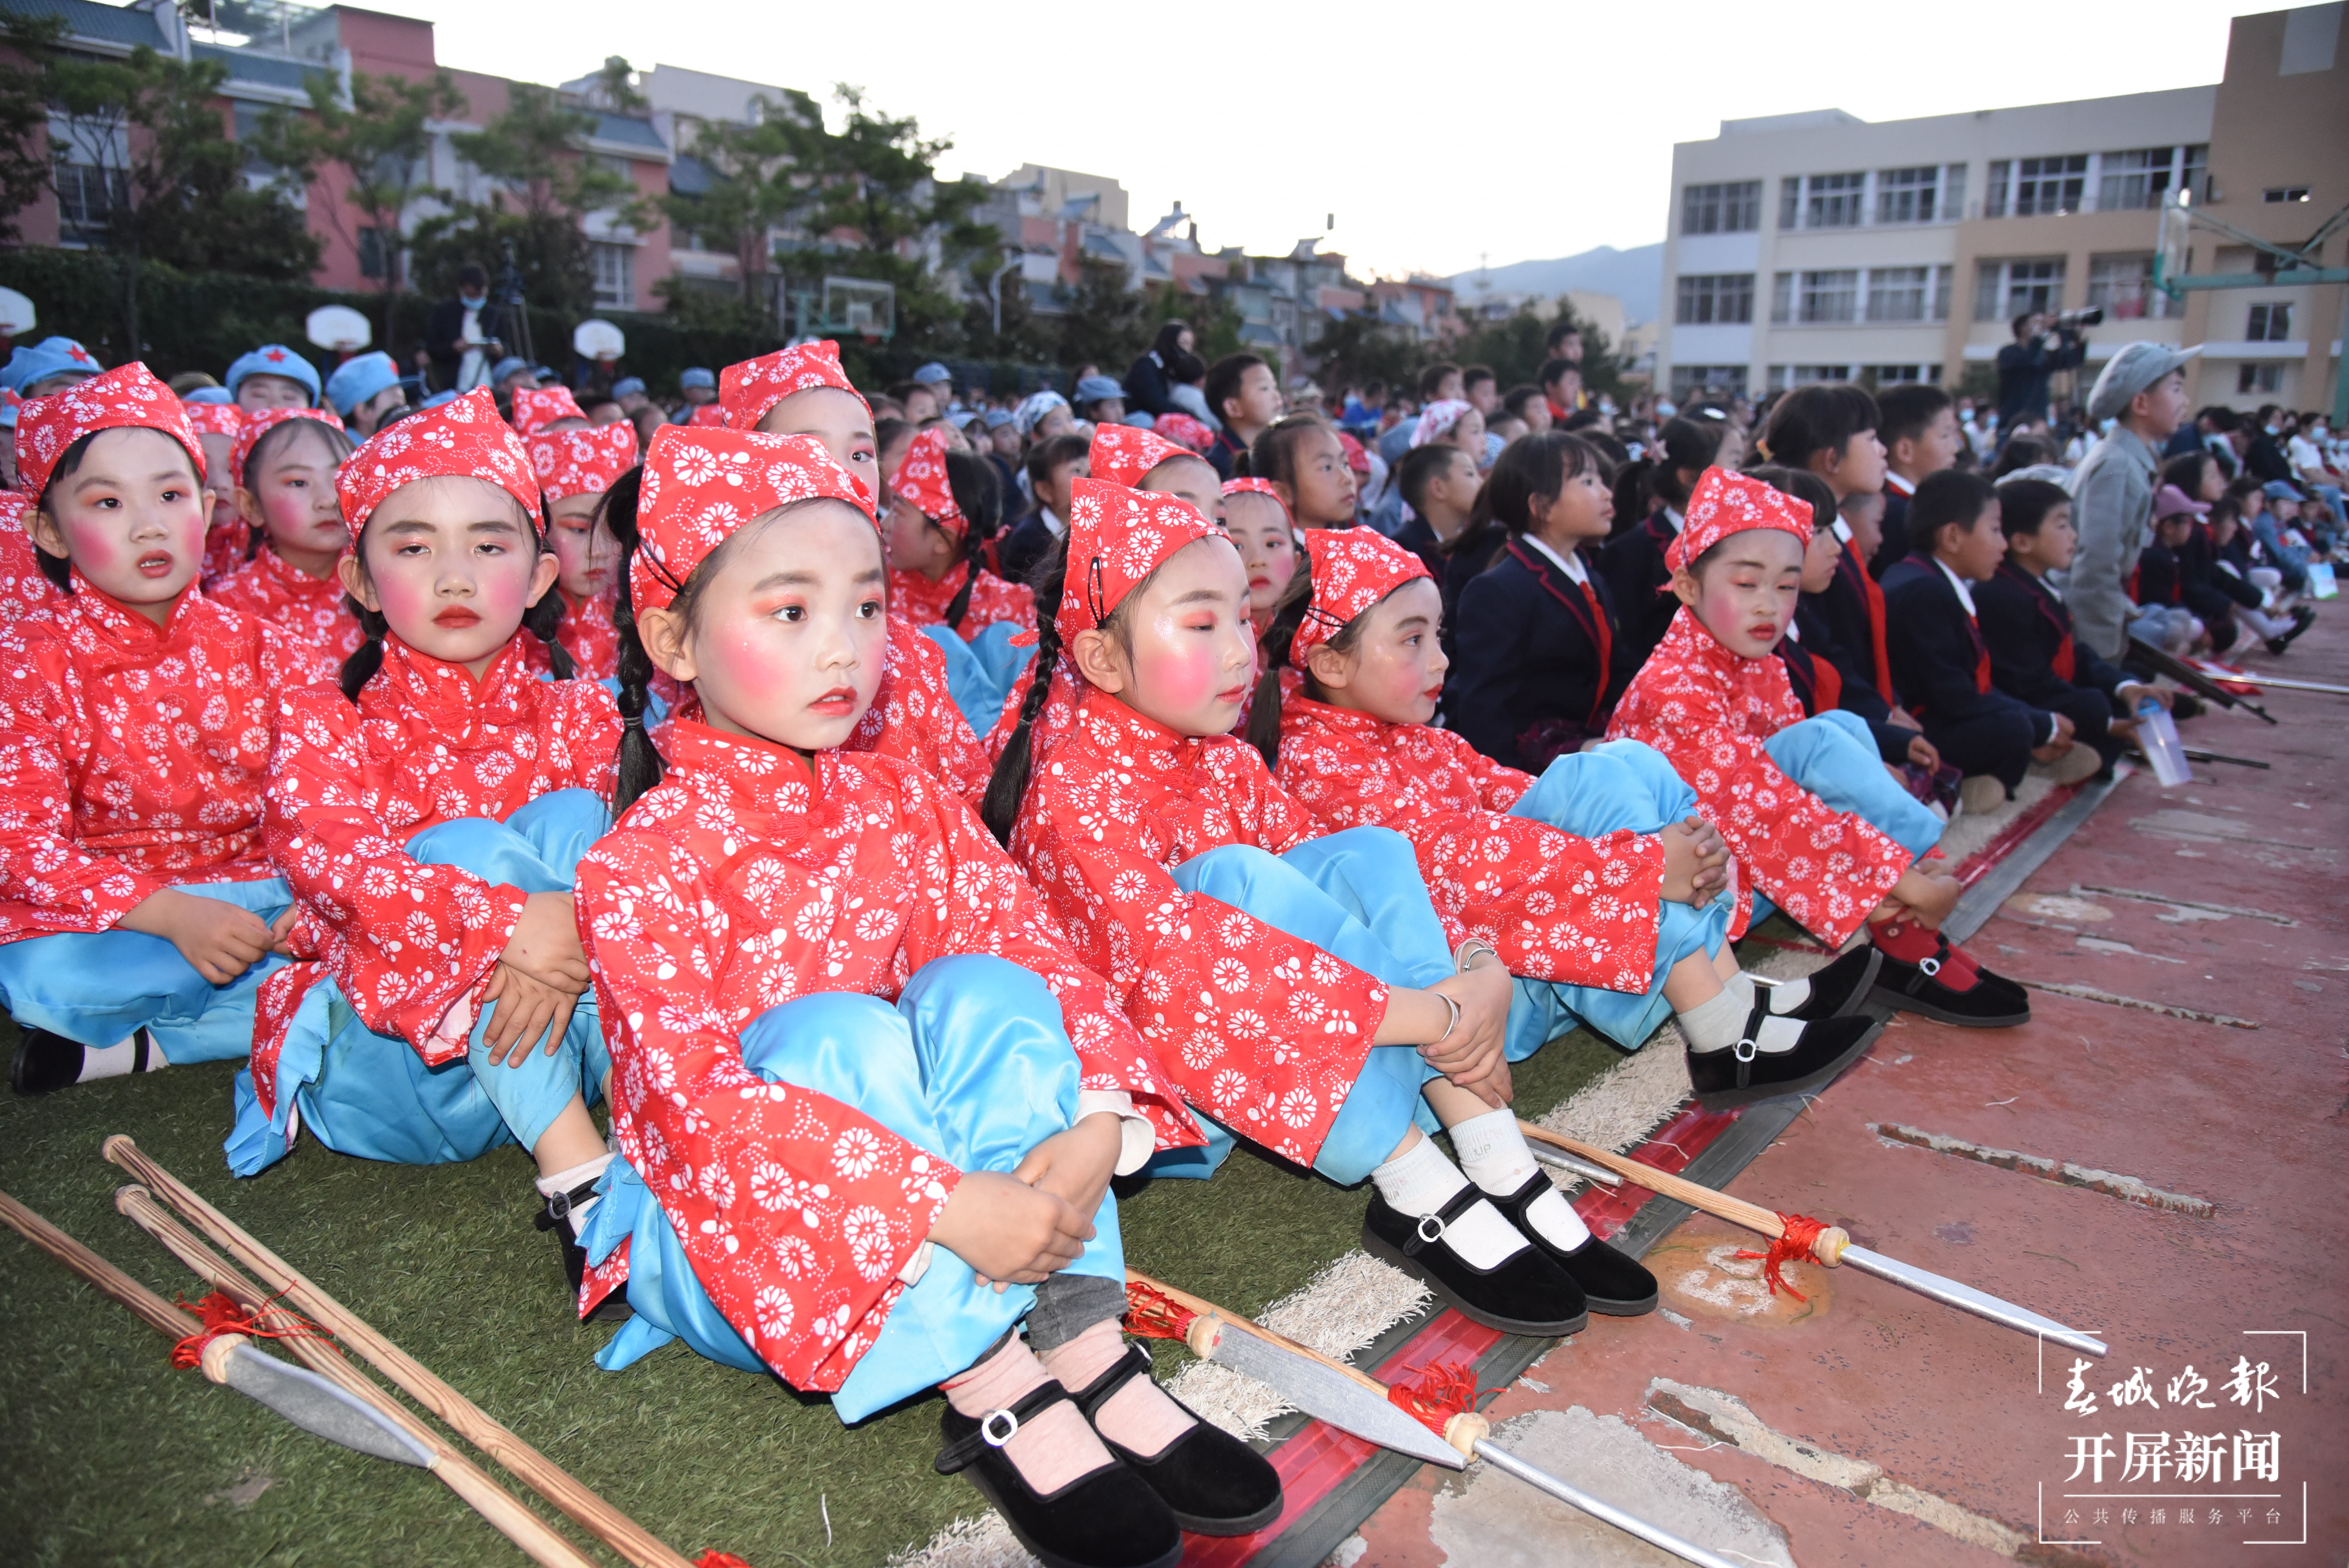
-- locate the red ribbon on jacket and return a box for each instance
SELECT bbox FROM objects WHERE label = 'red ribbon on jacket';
[1506,540,1613,726]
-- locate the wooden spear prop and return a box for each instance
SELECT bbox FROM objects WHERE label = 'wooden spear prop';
[1123,1270,1751,1568]
[1515,1120,2107,1357]
[0,1189,599,1568]
[103,1135,716,1568]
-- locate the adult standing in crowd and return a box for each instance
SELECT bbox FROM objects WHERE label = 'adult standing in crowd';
[419,264,512,395]
[1994,312,2087,430]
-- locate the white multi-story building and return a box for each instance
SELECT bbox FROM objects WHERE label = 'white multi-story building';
[1658,90,2215,405]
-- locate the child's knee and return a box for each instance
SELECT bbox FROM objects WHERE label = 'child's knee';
[738,992,913,1092]
[404,815,520,870]
[897,953,1055,1022]
[1172,842,1286,900]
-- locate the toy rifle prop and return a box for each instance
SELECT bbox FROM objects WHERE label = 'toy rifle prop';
[0,1188,599,1568]
[2203,671,2349,698]
[2179,746,2270,769]
[1515,1121,2107,1358]
[1123,1270,1751,1568]
[2126,636,2276,723]
[103,1136,740,1568]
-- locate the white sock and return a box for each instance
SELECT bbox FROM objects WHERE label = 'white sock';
[1757,973,1811,1015]
[77,1033,161,1083]
[1372,1136,1528,1269]
[1678,983,1808,1055]
[1449,1108,1591,1251]
[535,1154,613,1231]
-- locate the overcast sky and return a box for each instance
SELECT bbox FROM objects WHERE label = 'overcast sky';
[367,0,2245,280]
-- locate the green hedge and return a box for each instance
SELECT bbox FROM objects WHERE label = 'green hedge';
[0,247,1068,400]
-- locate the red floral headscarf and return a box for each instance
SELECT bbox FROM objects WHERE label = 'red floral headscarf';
[16,362,205,498]
[631,426,876,614]
[1290,526,1430,668]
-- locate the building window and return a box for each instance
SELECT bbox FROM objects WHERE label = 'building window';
[1932,264,1954,322]
[1681,181,1761,235]
[1798,269,1859,324]
[1974,257,2066,321]
[592,242,635,310]
[1804,172,1866,229]
[53,159,125,248]
[1865,266,1932,323]
[2264,186,2311,203]
[1766,364,1854,393]
[1770,271,1793,324]
[2238,364,2285,394]
[2085,253,2174,320]
[1942,162,1968,219]
[357,226,387,280]
[1864,365,1928,387]
[2097,147,2177,212]
[1876,167,1941,225]
[1778,177,1801,231]
[2246,302,2292,341]
[1987,155,2089,217]
[1670,364,1749,400]
[1675,273,1754,325]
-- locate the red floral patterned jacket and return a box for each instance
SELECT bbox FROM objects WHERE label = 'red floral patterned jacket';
[250,636,618,1112]
[572,720,1196,1386]
[888,560,1036,636]
[0,494,64,625]
[208,547,370,667]
[0,579,328,944]
[1606,610,1909,947]
[1275,696,1667,991]
[1008,688,1392,1168]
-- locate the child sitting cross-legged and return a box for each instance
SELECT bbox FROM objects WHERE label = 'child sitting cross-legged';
[1977,477,2173,774]
[574,428,1278,1568]
[228,391,625,1313]
[1881,470,2089,800]
[985,478,1643,1335]
[526,421,639,681]
[1258,527,1882,1114]
[209,408,369,665]
[1,365,331,1094]
[1608,467,2033,1038]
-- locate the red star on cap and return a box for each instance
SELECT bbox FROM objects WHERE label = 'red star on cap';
[67,345,93,363]
[263,347,287,362]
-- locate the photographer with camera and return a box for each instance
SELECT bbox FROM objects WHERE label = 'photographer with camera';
[1996,309,2096,430]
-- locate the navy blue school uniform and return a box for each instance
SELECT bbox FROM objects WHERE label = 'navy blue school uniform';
[1880,554,2055,789]
[1392,513,1447,583]
[1207,424,1247,481]
[1868,473,1915,580]
[1976,560,2132,766]
[1812,524,1898,708]
[1436,524,1510,663]
[1783,603,1916,763]
[2177,524,2258,647]
[997,508,1060,588]
[1597,507,1680,673]
[1447,534,1631,772]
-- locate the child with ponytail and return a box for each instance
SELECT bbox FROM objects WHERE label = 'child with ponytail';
[209,408,369,664]
[884,424,1036,718]
[526,421,639,681]
[0,365,329,1096]
[1255,527,1881,1111]
[575,428,1276,1568]
[716,344,996,795]
[984,479,1631,1335]
[1608,467,2033,1046]
[1597,414,1723,670]
[228,390,624,1311]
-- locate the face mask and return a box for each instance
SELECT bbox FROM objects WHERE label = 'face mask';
[461,291,487,310]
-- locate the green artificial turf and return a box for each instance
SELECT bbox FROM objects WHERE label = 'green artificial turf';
[0,1023,1627,1568]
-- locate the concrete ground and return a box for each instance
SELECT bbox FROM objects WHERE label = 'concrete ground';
[1333,627,2349,1568]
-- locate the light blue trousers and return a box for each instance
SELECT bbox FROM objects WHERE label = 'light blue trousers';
[578,955,1124,1424]
[1748,713,1944,928]
[1499,742,1732,1055]
[919,622,1036,737]
[225,789,611,1176]
[0,876,292,1063]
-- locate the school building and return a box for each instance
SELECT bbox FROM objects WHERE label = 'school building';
[1657,2,2346,417]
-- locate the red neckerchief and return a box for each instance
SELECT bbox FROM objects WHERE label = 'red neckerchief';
[1996,560,2074,682]
[1838,534,1895,702]
[1780,636,1842,715]
[1903,553,1991,710]
[1504,539,1613,725]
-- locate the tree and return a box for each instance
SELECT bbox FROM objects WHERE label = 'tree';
[659,89,822,321]
[253,69,466,352]
[1,19,317,353]
[0,17,61,244]
[1047,257,1153,374]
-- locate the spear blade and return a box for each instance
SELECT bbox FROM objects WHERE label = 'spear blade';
[211,1339,437,1467]
[1838,1244,2106,1358]
[1201,1317,1467,1469]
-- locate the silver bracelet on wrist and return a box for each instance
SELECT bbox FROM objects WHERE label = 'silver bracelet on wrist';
[1454,939,1498,973]
[1434,991,1463,1044]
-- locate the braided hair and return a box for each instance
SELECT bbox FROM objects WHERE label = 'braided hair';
[601,465,669,815]
[337,481,575,702]
[1246,567,1314,769]
[978,528,1071,846]
[939,449,1003,632]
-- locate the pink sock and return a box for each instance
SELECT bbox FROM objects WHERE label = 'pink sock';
[1038,1318,1195,1461]
[941,1336,1113,1495]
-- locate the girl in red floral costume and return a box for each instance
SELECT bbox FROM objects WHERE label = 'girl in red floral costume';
[1256,526,1881,1116]
[0,364,330,1095]
[573,426,1277,1568]
[227,390,625,1312]
[527,421,638,682]
[983,477,1626,1336]
[209,408,369,666]
[1607,466,2032,1103]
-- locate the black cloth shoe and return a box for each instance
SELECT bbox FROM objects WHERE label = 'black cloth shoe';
[2169,690,2205,720]
[9,1026,157,1096]
[1362,1185,1588,1336]
[936,1381,1182,1568]
[1687,1004,1878,1112]
[1869,936,2030,1027]
[1757,944,1883,1023]
[536,1183,631,1323]
[1487,1175,1658,1315]
[1068,1343,1281,1536]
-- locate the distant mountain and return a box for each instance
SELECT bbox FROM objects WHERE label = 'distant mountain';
[1447,243,1664,323]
